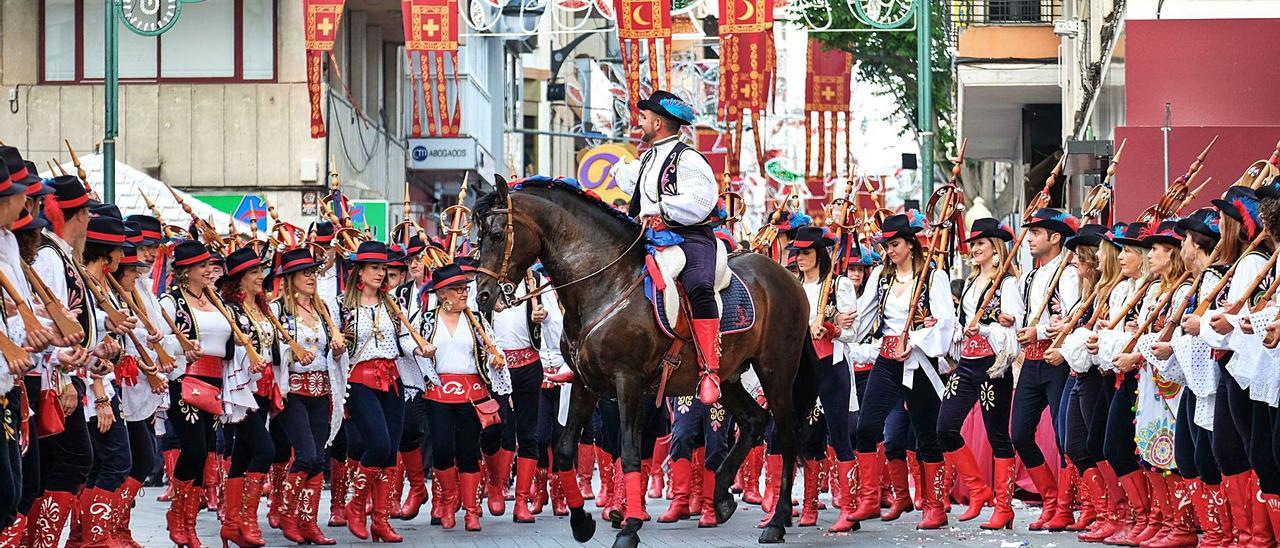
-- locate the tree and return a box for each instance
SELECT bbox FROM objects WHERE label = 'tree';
[794,1,957,172]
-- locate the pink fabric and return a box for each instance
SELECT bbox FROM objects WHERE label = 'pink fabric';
[956,403,1060,502]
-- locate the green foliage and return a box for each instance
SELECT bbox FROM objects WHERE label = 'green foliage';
[790,1,957,165]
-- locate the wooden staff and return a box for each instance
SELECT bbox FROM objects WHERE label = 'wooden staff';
[19,262,85,342]
[312,292,344,347]
[1105,278,1159,331]
[1221,251,1280,317]
[897,141,967,355]
[46,160,65,177]
[1120,271,1193,354]
[0,268,44,337]
[0,330,29,366]
[81,269,166,391]
[203,287,267,369]
[102,274,177,368]
[1192,231,1271,317]
[1051,276,1124,349]
[410,221,502,357]
[1026,249,1075,329]
[441,173,472,260]
[65,139,88,183]
[158,178,223,252]
[814,180,856,330]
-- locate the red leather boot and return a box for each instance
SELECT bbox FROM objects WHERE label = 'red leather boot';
[551,471,570,516]
[345,464,373,540]
[698,468,719,528]
[1078,467,1120,542]
[829,458,860,532]
[982,457,1018,530]
[327,459,348,527]
[241,472,269,546]
[388,457,405,519]
[434,467,459,530]
[369,468,404,542]
[266,463,287,528]
[401,448,429,520]
[1045,462,1079,531]
[1069,465,1098,532]
[158,449,179,502]
[1137,469,1170,544]
[78,487,120,548]
[742,446,765,505]
[114,477,144,548]
[277,472,307,543]
[202,455,221,513]
[166,480,195,547]
[1025,464,1059,530]
[219,477,261,548]
[649,435,670,499]
[907,452,924,511]
[658,458,692,522]
[513,457,538,522]
[1247,473,1274,548]
[577,443,596,500]
[1223,471,1254,546]
[485,449,513,516]
[881,458,914,521]
[1106,470,1151,546]
[293,474,335,545]
[595,447,614,509]
[945,447,994,521]
[799,459,821,527]
[460,471,484,531]
[1149,476,1199,548]
[0,514,25,547]
[28,491,78,548]
[761,453,782,514]
[1188,479,1231,548]
[689,449,705,516]
[850,451,883,521]
[691,318,722,404]
[916,460,948,530]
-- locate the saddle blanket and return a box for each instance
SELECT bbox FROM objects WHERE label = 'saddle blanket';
[643,244,756,338]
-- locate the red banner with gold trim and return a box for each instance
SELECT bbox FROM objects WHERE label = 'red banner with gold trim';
[404,0,461,137]
[304,0,345,138]
[804,38,852,179]
[717,0,774,177]
[614,0,673,126]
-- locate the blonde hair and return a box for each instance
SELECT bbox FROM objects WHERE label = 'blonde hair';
[967,236,1010,281]
[1155,243,1187,293]
[1123,245,1152,283]
[1074,244,1100,297]
[1096,243,1123,293]
[342,265,369,309]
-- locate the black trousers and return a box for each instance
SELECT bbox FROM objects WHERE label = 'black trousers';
[400,396,429,452]
[1252,402,1280,495]
[329,422,348,462]
[168,377,219,483]
[1103,371,1139,477]
[425,400,482,473]
[227,398,275,478]
[1010,358,1068,469]
[814,349,855,461]
[1179,391,1221,484]
[597,396,666,460]
[126,419,156,483]
[1066,369,1112,471]
[855,356,943,462]
[18,376,41,514]
[937,355,1014,458]
[87,394,131,492]
[270,412,291,466]
[1213,363,1252,477]
[41,377,92,493]
[278,393,331,476]
[844,369,870,458]
[670,397,736,470]
[537,386,563,468]
[0,386,22,526]
[346,381,406,468]
[484,362,543,459]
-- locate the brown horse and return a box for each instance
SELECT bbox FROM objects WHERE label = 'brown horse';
[472,177,817,547]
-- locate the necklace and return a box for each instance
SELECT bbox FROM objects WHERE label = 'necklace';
[184,287,209,307]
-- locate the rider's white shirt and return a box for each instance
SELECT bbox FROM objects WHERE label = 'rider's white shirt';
[612,135,718,226]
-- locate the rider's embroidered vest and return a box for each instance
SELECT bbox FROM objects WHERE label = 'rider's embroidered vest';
[38,239,95,348]
[626,141,712,226]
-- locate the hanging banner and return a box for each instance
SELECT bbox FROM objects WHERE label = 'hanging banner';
[717,0,774,177]
[404,0,461,137]
[614,0,673,125]
[804,39,853,180]
[304,0,345,138]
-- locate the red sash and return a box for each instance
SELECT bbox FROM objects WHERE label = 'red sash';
[878,335,903,360]
[289,371,331,397]
[188,355,223,378]
[503,347,540,369]
[423,374,488,404]
[960,334,995,359]
[349,359,400,392]
[1024,340,1051,361]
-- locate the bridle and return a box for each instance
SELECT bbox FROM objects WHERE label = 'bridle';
[473,190,647,307]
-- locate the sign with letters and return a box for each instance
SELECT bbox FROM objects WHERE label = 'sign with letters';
[408,137,478,171]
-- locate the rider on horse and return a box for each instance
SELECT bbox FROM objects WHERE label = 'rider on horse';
[613,90,723,406]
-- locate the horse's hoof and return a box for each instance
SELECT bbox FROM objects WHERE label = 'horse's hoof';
[758,525,787,544]
[716,497,738,523]
[569,507,596,543]
[611,518,642,548]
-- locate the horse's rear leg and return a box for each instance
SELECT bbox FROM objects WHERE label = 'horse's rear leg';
[714,377,771,524]
[760,385,800,544]
[554,384,600,543]
[611,379,649,548]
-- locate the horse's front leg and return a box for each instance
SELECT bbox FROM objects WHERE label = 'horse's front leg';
[554,381,599,543]
[713,377,771,524]
[611,376,649,548]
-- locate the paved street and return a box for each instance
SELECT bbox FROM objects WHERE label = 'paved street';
[128,483,1094,547]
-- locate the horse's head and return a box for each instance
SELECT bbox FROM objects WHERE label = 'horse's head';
[472,175,542,314]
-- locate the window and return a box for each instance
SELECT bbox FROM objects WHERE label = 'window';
[41,0,277,83]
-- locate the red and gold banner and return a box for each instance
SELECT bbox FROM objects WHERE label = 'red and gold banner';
[803,38,853,179]
[717,0,774,177]
[304,0,345,138]
[614,0,673,126]
[404,0,461,137]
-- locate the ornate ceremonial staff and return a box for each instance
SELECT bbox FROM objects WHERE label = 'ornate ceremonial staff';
[813,180,856,334]
[18,262,85,343]
[439,173,471,260]
[102,274,177,370]
[80,268,167,391]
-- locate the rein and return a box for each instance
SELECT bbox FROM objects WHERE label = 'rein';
[474,191,649,307]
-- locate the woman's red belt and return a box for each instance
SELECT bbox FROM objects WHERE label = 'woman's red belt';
[349,358,400,392]
[423,374,487,404]
[960,334,995,359]
[289,371,331,397]
[503,347,540,369]
[1024,340,1051,361]
[187,355,223,378]
[878,335,903,359]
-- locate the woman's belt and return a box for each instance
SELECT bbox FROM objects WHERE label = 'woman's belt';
[960,334,995,359]
[503,347,540,369]
[1024,340,1051,361]
[878,335,903,360]
[349,358,400,392]
[187,355,223,378]
[423,374,488,404]
[289,371,331,397]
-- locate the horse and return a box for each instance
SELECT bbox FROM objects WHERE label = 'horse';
[471,176,817,547]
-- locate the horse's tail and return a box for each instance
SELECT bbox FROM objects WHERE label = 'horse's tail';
[791,346,820,422]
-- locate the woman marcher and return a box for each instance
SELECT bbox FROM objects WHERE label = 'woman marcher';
[272,247,345,545]
[935,218,1022,529]
[161,240,230,548]
[411,263,510,531]
[848,212,956,530]
[341,240,416,542]
[216,247,281,548]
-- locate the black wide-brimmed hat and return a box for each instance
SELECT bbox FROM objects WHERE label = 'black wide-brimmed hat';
[455,256,477,272]
[1102,223,1128,249]
[85,216,127,247]
[966,218,1014,243]
[173,241,213,268]
[1112,222,1153,249]
[22,163,52,198]
[1065,223,1109,251]
[50,175,90,210]
[1144,220,1184,248]
[312,221,336,244]
[90,202,122,220]
[0,157,18,198]
[637,90,695,126]
[125,214,166,246]
[1023,208,1080,237]
[0,146,37,188]
[1212,186,1262,238]
[788,226,835,250]
[224,247,267,278]
[429,263,474,292]
[119,247,147,268]
[878,212,924,243]
[402,235,426,257]
[12,208,47,233]
[277,248,321,276]
[387,243,408,268]
[1176,207,1221,243]
[350,241,393,264]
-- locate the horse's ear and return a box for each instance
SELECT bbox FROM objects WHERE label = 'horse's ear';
[494,174,509,202]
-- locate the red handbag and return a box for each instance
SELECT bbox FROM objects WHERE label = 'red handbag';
[181,376,224,416]
[35,389,64,438]
[471,397,502,429]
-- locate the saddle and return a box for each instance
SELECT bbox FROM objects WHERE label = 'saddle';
[643,243,756,340]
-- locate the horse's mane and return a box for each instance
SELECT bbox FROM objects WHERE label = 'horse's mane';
[473,176,641,232]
